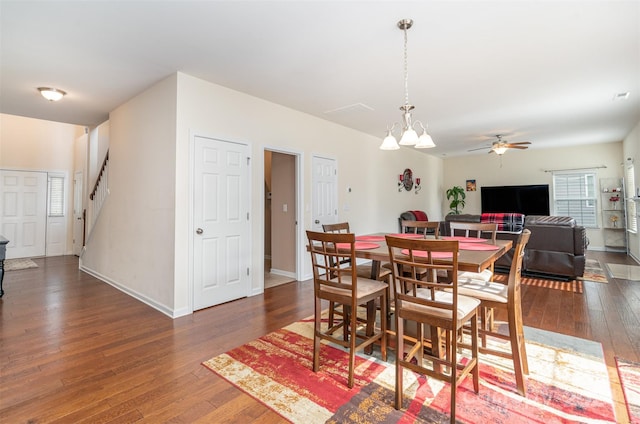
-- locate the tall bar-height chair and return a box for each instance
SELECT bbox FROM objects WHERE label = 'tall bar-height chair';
[449,222,498,283]
[400,220,441,237]
[456,229,531,396]
[306,230,387,388]
[323,222,391,327]
[385,235,480,423]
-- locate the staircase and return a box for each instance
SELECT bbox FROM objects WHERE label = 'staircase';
[88,150,109,233]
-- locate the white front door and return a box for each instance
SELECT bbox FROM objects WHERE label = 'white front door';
[72,171,84,255]
[0,170,47,259]
[192,136,251,310]
[311,156,338,231]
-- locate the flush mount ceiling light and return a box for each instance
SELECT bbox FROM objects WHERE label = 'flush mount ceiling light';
[38,87,66,102]
[380,19,435,151]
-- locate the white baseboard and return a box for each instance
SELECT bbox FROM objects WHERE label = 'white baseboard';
[269,268,296,279]
[79,264,179,318]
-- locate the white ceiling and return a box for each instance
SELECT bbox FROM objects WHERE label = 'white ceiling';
[1,1,639,157]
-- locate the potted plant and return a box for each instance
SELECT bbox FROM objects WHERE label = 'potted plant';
[446,186,466,215]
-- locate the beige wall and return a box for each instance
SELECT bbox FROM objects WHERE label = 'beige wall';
[0,113,85,255]
[81,75,178,315]
[271,152,296,273]
[174,72,443,315]
[443,142,625,250]
[623,120,640,261]
[76,72,443,317]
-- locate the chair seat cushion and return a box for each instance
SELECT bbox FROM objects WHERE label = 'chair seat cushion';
[457,280,508,303]
[322,275,388,299]
[458,269,493,283]
[357,264,392,279]
[405,289,480,321]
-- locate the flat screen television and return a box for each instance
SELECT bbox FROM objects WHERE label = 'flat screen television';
[481,184,550,216]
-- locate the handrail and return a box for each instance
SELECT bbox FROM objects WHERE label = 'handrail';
[89,151,109,200]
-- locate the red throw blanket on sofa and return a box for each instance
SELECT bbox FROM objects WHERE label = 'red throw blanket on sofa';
[411,210,428,221]
[481,213,525,232]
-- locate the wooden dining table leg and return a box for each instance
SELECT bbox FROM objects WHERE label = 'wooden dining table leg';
[364,300,376,354]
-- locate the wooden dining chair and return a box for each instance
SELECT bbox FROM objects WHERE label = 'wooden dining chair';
[449,222,498,283]
[456,229,531,396]
[385,235,480,423]
[400,220,441,238]
[323,222,392,326]
[306,230,387,388]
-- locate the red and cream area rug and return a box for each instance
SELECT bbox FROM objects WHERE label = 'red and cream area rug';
[616,357,640,423]
[203,317,616,423]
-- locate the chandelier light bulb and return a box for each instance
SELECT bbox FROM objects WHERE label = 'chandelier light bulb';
[399,128,418,146]
[380,133,400,150]
[415,132,435,148]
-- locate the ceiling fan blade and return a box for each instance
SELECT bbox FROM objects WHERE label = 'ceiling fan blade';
[508,145,529,149]
[506,141,531,146]
[467,146,491,152]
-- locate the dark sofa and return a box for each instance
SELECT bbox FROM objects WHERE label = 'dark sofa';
[399,211,588,280]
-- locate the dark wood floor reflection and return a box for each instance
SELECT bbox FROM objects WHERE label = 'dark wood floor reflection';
[0,251,638,422]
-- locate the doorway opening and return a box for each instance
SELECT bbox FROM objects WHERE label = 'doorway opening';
[264,149,300,288]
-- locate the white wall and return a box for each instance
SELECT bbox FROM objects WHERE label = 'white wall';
[0,113,84,255]
[443,142,624,249]
[81,75,178,315]
[623,120,640,262]
[173,72,443,315]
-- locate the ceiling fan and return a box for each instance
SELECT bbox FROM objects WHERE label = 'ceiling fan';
[468,135,531,155]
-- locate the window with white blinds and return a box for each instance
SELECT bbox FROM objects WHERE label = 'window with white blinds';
[552,171,597,227]
[626,163,637,233]
[48,175,65,217]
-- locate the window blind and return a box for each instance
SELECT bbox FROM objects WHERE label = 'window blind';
[48,175,64,217]
[553,172,597,227]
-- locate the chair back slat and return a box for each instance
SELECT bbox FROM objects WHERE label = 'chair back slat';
[385,236,459,320]
[508,229,531,304]
[401,220,441,238]
[307,230,358,298]
[449,222,497,242]
[322,222,350,233]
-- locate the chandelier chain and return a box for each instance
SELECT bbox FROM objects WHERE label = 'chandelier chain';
[403,26,409,106]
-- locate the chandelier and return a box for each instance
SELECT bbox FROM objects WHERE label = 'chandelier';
[380,19,435,150]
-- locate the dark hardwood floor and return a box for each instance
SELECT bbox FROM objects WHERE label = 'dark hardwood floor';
[0,251,638,423]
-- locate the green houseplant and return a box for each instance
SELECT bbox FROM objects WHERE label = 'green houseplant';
[446,186,466,215]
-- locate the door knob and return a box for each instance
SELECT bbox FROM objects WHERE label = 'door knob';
[196,228,203,235]
[315,220,320,224]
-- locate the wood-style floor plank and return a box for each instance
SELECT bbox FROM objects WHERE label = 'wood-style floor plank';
[1,251,639,423]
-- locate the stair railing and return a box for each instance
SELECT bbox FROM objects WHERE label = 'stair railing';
[88,151,109,229]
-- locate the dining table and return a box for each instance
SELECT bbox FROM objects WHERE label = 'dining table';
[349,233,513,280]
[345,232,513,363]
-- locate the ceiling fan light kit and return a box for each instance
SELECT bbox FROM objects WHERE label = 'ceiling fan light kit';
[468,134,531,155]
[379,19,435,151]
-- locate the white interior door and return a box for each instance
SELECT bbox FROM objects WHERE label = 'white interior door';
[311,155,337,231]
[193,136,250,310]
[72,171,84,255]
[0,170,47,259]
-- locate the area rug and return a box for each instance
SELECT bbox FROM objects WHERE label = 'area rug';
[578,259,608,284]
[203,316,616,423]
[616,357,640,423]
[3,258,38,271]
[493,273,584,293]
